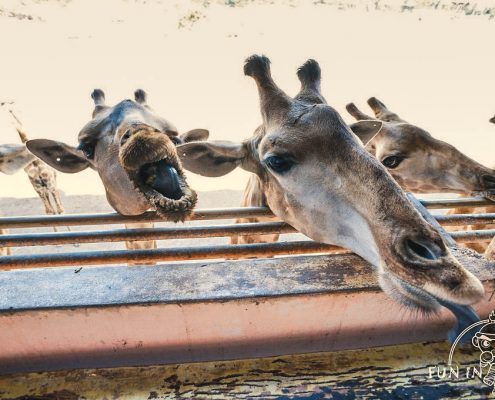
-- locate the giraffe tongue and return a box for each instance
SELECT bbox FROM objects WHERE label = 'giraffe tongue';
[436,298,480,343]
[141,160,183,200]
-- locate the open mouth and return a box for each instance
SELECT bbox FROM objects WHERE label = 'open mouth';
[127,156,197,222]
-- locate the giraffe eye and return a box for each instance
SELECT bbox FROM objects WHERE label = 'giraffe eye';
[264,155,294,174]
[77,143,95,159]
[382,155,404,169]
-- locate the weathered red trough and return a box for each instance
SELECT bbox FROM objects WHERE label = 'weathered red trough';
[0,195,494,374]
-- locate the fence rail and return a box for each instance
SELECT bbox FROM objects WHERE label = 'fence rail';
[0,222,295,247]
[0,218,494,248]
[0,207,274,229]
[0,196,493,269]
[0,241,345,269]
[0,197,493,229]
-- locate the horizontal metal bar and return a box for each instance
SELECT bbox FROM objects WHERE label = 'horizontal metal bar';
[420,197,493,209]
[449,229,495,242]
[434,213,495,226]
[2,213,493,248]
[0,197,493,229]
[0,241,347,269]
[0,222,296,248]
[0,207,276,229]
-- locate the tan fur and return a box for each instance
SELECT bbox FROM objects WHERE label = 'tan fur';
[346,98,495,256]
[180,56,485,310]
[239,97,495,252]
[26,89,207,256]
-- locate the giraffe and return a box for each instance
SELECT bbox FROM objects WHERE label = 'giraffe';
[232,94,495,249]
[178,55,484,330]
[0,142,36,256]
[27,89,209,254]
[1,105,67,220]
[232,97,495,253]
[16,124,66,219]
[346,98,495,257]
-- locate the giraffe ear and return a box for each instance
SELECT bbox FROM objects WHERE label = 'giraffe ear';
[26,139,91,173]
[178,140,256,176]
[180,129,210,143]
[349,120,383,146]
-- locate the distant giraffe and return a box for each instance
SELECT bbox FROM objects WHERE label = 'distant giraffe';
[5,107,66,220]
[0,141,36,256]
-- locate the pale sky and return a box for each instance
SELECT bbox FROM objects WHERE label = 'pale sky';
[0,0,494,197]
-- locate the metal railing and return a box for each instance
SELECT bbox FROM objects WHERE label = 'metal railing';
[0,196,493,269]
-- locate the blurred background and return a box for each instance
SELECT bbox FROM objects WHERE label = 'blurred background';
[0,0,494,198]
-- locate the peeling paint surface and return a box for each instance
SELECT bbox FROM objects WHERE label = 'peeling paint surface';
[0,342,490,399]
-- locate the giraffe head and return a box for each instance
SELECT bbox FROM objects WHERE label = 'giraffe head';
[346,98,495,195]
[26,89,209,221]
[178,55,484,316]
[0,143,35,175]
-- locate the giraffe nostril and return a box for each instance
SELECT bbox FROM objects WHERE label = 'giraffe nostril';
[121,130,132,146]
[482,175,495,189]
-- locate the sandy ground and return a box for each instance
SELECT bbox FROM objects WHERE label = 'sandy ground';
[0,0,494,199]
[0,191,306,256]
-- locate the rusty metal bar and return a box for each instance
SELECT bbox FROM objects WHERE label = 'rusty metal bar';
[0,241,347,269]
[434,213,495,226]
[420,197,493,209]
[0,207,276,229]
[0,222,296,248]
[449,229,495,242]
[0,197,493,229]
[2,221,493,248]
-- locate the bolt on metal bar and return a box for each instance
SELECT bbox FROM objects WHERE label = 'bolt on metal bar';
[0,241,347,269]
[0,222,296,248]
[449,229,495,242]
